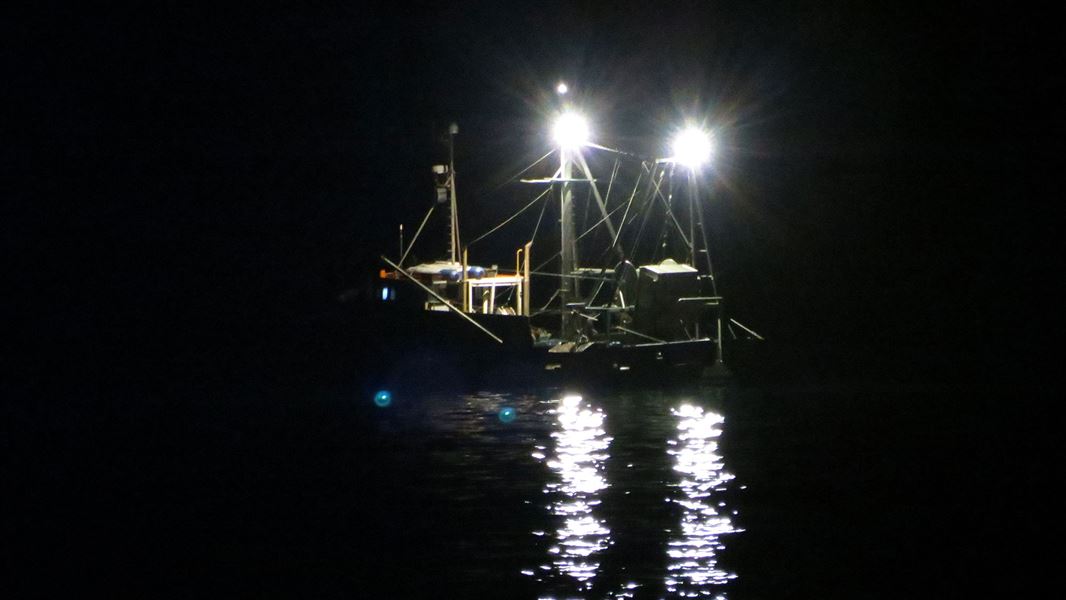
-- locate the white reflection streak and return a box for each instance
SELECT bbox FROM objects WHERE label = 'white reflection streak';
[537,394,612,591]
[666,403,738,596]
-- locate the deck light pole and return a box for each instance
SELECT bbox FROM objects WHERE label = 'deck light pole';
[670,126,723,362]
[671,126,714,266]
[553,110,589,338]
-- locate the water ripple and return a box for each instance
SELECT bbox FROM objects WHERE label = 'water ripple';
[535,394,613,593]
[664,403,740,597]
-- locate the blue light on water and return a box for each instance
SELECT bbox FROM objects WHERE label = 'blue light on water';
[498,406,517,423]
[374,390,392,407]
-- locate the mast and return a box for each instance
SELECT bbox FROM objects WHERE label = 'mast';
[448,122,460,263]
[688,169,697,266]
[693,172,723,365]
[551,100,589,339]
[559,146,578,338]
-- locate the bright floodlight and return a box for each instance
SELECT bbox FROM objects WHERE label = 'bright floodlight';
[671,127,714,169]
[556,82,569,95]
[553,112,589,148]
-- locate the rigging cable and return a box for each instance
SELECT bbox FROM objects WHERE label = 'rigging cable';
[530,159,626,274]
[630,162,665,266]
[486,149,557,195]
[398,204,436,266]
[585,162,642,305]
[467,187,552,247]
[695,179,718,295]
[529,187,551,242]
[532,201,631,274]
[536,288,560,314]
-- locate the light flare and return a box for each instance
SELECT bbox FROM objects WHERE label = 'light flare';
[553,112,590,148]
[672,127,715,169]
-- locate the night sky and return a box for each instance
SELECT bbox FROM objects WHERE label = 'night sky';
[7,3,1060,598]
[12,3,1057,382]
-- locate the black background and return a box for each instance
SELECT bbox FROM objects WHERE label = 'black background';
[7,2,1058,597]
[10,2,1058,382]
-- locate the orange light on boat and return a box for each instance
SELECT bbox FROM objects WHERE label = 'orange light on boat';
[379,269,388,279]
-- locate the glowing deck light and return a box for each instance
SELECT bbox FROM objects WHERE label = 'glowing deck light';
[553,112,590,148]
[373,390,392,407]
[556,82,569,95]
[671,127,715,169]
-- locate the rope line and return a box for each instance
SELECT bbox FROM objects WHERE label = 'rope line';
[467,187,552,247]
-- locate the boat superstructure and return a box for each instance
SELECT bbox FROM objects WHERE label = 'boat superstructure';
[371,89,761,384]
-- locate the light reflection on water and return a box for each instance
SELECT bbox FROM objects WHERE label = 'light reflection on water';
[395,389,742,598]
[665,403,739,597]
[534,394,613,593]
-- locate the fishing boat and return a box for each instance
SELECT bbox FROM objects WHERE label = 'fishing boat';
[369,90,762,387]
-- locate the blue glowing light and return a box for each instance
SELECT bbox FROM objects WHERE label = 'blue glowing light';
[373,390,392,407]
[498,406,517,423]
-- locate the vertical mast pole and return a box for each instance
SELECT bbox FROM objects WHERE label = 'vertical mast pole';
[560,148,577,338]
[694,170,723,365]
[688,170,697,266]
[448,123,460,263]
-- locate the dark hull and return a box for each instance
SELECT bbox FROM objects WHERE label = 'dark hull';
[362,301,719,391]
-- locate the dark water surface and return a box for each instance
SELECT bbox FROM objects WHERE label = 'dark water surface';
[12,370,1049,599]
[342,382,1046,599]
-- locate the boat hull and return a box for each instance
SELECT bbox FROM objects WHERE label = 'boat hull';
[363,300,718,390]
